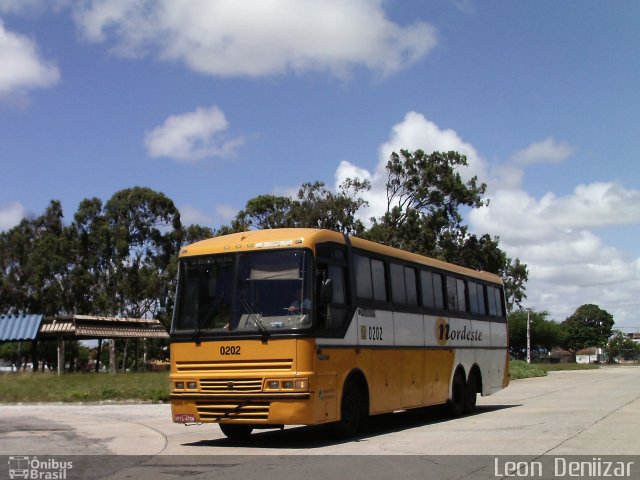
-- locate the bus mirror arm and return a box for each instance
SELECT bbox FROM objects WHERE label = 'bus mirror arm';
[321,278,333,303]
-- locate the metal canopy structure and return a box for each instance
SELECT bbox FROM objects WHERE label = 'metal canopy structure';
[38,315,169,340]
[0,314,168,341]
[0,314,168,374]
[0,314,43,342]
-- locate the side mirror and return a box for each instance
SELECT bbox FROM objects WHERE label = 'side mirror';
[320,278,333,304]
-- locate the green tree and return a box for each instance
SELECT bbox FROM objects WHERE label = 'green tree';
[293,179,370,235]
[226,179,370,236]
[561,304,615,360]
[366,149,528,309]
[605,331,640,363]
[508,310,567,360]
[230,194,296,231]
[502,258,529,311]
[0,200,76,316]
[101,187,183,325]
[367,149,487,256]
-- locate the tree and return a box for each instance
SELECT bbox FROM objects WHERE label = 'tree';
[0,200,76,316]
[605,331,640,363]
[502,258,529,312]
[366,149,528,308]
[508,310,566,360]
[226,179,370,236]
[367,149,487,256]
[101,187,183,324]
[229,194,296,231]
[561,304,614,360]
[293,179,370,235]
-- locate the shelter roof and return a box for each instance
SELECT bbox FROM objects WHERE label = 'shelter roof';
[0,314,168,341]
[0,314,43,341]
[38,315,169,340]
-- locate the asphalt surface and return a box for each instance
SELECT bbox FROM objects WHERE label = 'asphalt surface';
[1,366,639,478]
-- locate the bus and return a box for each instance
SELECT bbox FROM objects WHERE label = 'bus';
[169,228,509,439]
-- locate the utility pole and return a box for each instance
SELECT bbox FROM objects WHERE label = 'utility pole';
[526,309,531,364]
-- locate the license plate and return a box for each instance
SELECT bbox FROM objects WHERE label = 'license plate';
[174,414,196,423]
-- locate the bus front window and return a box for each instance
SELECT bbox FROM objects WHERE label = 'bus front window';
[172,250,313,335]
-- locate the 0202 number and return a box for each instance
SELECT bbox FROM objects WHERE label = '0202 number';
[220,345,241,355]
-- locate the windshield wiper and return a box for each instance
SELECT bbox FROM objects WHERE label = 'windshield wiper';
[192,309,209,345]
[240,297,270,343]
[192,296,222,345]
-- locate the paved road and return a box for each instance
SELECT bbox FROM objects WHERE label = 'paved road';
[1,366,639,478]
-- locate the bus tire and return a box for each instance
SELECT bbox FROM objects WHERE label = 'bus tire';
[464,371,480,414]
[447,369,466,417]
[219,424,253,440]
[334,380,367,438]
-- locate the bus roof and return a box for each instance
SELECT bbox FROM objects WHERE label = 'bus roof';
[180,228,503,285]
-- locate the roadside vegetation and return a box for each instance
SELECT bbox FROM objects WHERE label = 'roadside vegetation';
[0,362,604,403]
[509,360,599,380]
[0,371,169,403]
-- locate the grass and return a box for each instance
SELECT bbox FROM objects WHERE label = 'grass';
[0,362,603,402]
[0,371,170,403]
[509,359,599,380]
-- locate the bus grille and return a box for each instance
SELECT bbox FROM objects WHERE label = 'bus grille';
[196,400,270,421]
[200,378,263,393]
[176,359,293,373]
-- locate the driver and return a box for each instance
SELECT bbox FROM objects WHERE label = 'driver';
[287,287,311,313]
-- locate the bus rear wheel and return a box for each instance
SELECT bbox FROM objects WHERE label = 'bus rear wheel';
[464,372,480,414]
[219,424,253,440]
[447,370,466,417]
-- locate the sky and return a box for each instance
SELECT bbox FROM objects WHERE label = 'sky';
[1,0,639,329]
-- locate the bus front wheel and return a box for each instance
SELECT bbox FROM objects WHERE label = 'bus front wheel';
[219,424,253,440]
[334,381,367,438]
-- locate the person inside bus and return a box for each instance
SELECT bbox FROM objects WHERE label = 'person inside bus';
[287,287,311,313]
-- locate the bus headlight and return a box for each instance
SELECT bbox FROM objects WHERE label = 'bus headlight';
[174,381,198,391]
[294,378,308,390]
[264,378,309,392]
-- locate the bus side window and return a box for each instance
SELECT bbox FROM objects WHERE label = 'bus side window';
[421,270,444,309]
[355,254,373,299]
[391,262,418,306]
[468,281,486,315]
[355,254,387,302]
[318,263,348,331]
[446,276,466,312]
[328,264,346,305]
[487,285,505,318]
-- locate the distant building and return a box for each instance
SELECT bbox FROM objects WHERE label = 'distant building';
[626,333,640,343]
[575,347,603,364]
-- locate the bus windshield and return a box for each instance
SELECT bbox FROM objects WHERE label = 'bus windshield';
[172,249,313,335]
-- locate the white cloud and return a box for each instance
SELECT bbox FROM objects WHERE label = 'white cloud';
[179,204,212,226]
[511,136,575,165]
[180,203,237,226]
[0,201,26,230]
[0,0,69,14]
[144,105,244,163]
[0,20,60,96]
[493,137,577,191]
[470,182,640,245]
[72,0,437,78]
[335,112,640,327]
[468,180,640,326]
[336,112,489,222]
[215,204,237,223]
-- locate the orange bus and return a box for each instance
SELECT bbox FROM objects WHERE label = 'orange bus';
[170,228,509,439]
